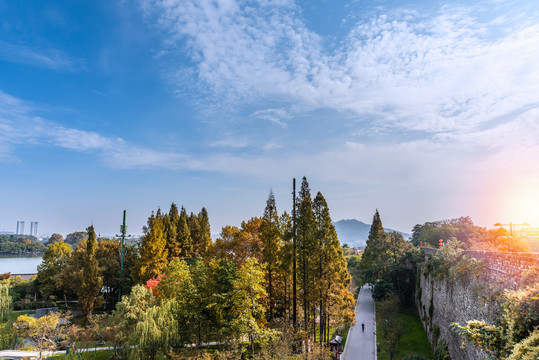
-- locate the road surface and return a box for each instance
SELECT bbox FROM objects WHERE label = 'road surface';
[342,285,376,360]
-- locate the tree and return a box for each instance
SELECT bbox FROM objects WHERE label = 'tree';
[37,241,71,300]
[231,258,267,354]
[77,225,103,323]
[359,210,385,284]
[313,191,354,342]
[165,203,179,261]
[130,299,178,359]
[210,218,264,266]
[188,212,204,258]
[95,239,136,309]
[0,283,11,322]
[197,207,212,258]
[44,233,63,246]
[296,177,316,332]
[65,231,88,247]
[135,210,169,283]
[13,313,61,354]
[378,294,406,360]
[178,207,193,258]
[260,190,280,322]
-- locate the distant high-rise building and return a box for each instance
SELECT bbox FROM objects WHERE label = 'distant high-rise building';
[33,222,38,236]
[20,221,25,235]
[16,221,20,234]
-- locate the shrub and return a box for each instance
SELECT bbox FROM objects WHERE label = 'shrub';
[434,339,450,360]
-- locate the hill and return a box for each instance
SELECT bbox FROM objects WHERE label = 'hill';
[334,219,411,248]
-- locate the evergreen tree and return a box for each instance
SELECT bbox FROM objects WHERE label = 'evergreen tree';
[165,203,180,261]
[78,225,103,323]
[135,210,169,283]
[188,212,202,257]
[296,177,316,332]
[260,190,280,322]
[359,209,385,284]
[197,207,212,258]
[178,207,193,257]
[278,211,294,323]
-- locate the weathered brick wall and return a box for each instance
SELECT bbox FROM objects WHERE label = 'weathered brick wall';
[418,271,495,359]
[416,249,538,359]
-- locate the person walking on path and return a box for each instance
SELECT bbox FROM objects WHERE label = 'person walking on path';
[341,284,376,360]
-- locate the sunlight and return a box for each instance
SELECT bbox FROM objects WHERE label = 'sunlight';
[502,178,539,227]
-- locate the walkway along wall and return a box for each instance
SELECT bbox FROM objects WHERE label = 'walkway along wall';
[416,249,538,360]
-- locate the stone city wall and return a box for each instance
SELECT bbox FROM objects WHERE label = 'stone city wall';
[416,248,538,359]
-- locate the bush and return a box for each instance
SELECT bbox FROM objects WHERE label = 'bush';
[403,355,429,360]
[373,279,393,301]
[434,339,450,360]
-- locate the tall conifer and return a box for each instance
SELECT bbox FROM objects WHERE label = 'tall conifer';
[78,225,103,323]
[189,212,202,256]
[197,207,212,258]
[260,190,280,322]
[178,207,193,257]
[135,210,168,283]
[166,203,180,261]
[359,209,385,284]
[296,177,316,332]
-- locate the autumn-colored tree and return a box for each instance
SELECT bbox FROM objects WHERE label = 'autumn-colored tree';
[210,218,263,266]
[44,233,63,246]
[135,209,169,283]
[77,225,103,323]
[37,241,71,300]
[13,313,61,354]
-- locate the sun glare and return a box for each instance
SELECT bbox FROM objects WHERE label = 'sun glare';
[502,178,539,227]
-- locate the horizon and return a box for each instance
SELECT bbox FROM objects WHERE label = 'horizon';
[1,0,538,237]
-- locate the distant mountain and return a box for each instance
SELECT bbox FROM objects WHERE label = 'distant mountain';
[333,219,411,248]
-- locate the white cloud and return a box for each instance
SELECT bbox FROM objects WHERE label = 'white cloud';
[252,108,291,128]
[0,90,189,169]
[143,0,539,134]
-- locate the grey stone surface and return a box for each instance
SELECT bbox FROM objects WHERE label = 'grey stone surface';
[342,285,376,360]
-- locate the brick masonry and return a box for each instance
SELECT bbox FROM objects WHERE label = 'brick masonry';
[417,248,538,359]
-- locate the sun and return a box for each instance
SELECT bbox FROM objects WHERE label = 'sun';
[502,178,539,227]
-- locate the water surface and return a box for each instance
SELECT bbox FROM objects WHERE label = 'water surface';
[0,255,43,274]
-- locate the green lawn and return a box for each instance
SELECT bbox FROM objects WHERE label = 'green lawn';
[45,349,114,359]
[376,305,433,360]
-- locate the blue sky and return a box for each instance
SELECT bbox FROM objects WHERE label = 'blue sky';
[1,0,539,237]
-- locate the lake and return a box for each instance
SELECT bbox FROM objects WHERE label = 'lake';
[0,255,43,274]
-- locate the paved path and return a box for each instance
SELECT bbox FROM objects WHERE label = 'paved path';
[342,285,376,360]
[0,347,113,359]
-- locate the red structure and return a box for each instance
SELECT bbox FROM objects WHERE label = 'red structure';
[439,239,443,249]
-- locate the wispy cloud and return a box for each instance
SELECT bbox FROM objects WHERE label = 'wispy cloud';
[252,108,291,128]
[143,0,539,134]
[0,40,81,71]
[0,91,187,169]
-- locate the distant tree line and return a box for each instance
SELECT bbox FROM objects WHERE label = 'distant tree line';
[0,234,44,254]
[411,216,530,252]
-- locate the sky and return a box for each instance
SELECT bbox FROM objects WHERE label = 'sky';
[1,0,539,237]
